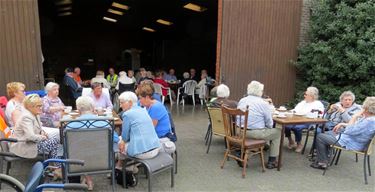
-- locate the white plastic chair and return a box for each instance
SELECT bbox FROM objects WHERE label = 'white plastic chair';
[177,80,197,106]
[153,83,173,105]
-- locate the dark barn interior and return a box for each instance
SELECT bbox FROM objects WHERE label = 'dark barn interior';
[38,0,217,82]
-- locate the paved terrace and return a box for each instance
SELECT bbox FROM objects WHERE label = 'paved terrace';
[2,105,374,191]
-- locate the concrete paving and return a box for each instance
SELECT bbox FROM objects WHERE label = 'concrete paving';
[1,104,374,191]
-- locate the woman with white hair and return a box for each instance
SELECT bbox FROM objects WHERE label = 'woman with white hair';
[324,91,362,130]
[311,97,375,169]
[237,81,281,169]
[40,82,65,127]
[208,84,238,108]
[285,86,324,152]
[118,91,161,159]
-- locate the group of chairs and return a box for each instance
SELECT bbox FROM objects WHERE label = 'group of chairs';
[204,103,375,184]
[0,117,176,192]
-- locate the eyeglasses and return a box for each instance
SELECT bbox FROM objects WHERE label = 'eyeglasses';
[34,104,43,108]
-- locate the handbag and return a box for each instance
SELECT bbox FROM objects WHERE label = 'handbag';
[115,168,138,187]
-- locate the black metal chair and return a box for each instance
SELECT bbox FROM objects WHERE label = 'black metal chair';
[323,133,375,184]
[60,118,116,191]
[118,82,135,94]
[122,152,174,192]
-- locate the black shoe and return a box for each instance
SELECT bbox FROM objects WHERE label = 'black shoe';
[310,162,327,170]
[266,161,278,169]
[263,144,270,151]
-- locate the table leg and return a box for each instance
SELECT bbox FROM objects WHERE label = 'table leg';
[278,125,285,171]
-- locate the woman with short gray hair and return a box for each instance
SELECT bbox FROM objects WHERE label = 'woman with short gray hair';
[285,86,325,153]
[311,96,375,170]
[208,84,238,108]
[247,81,264,97]
[325,91,361,130]
[41,82,65,127]
[76,96,95,112]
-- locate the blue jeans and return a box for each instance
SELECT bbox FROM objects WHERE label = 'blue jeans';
[285,124,309,143]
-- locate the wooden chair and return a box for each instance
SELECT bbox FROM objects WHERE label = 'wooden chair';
[206,107,226,154]
[220,106,266,178]
[323,134,375,184]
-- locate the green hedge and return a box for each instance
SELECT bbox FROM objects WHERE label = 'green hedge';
[295,0,375,105]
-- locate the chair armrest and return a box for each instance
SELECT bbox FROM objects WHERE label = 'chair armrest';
[43,159,84,167]
[0,151,20,158]
[35,183,88,191]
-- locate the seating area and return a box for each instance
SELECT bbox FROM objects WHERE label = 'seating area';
[1,105,374,191]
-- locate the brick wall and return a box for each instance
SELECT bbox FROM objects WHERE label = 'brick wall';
[299,0,313,47]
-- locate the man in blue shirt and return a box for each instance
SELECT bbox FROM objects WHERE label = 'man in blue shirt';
[237,81,281,169]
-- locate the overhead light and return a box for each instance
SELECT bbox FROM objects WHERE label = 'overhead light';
[58,12,72,16]
[142,27,156,32]
[103,17,117,23]
[108,9,123,15]
[156,19,173,26]
[58,6,72,11]
[183,3,206,12]
[55,0,72,6]
[111,2,129,10]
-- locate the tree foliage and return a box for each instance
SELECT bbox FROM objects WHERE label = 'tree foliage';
[295,0,375,104]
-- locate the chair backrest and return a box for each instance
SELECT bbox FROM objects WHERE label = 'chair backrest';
[320,100,330,117]
[365,135,375,155]
[207,107,225,137]
[0,131,10,153]
[183,80,197,96]
[62,119,114,176]
[24,161,44,192]
[82,87,110,99]
[221,105,248,147]
[153,83,163,96]
[118,82,135,94]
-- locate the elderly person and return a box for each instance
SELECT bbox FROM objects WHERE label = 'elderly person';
[324,91,362,130]
[9,94,60,167]
[311,97,375,169]
[66,96,119,190]
[91,70,110,89]
[127,70,137,84]
[137,83,176,153]
[164,68,177,81]
[5,82,26,127]
[73,67,83,85]
[106,67,118,88]
[89,82,113,110]
[237,81,281,169]
[118,91,161,159]
[285,87,324,153]
[208,84,238,108]
[40,82,65,127]
[154,70,170,97]
[63,68,82,100]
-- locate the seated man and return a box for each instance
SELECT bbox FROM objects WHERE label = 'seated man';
[63,68,82,100]
[237,81,281,169]
[324,91,362,131]
[311,97,375,169]
[164,68,177,81]
[88,82,113,110]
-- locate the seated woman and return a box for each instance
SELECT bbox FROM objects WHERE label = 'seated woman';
[41,82,65,127]
[311,97,375,169]
[66,96,119,190]
[208,84,238,108]
[88,82,113,110]
[285,87,324,153]
[153,70,170,98]
[9,94,60,172]
[118,91,161,159]
[5,82,26,127]
[324,91,362,130]
[137,83,176,153]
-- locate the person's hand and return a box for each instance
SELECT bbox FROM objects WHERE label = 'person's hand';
[333,123,346,133]
[118,140,125,153]
[264,98,273,105]
[41,135,47,140]
[337,106,345,113]
[329,104,338,112]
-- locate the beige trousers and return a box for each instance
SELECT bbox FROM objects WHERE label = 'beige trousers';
[246,128,281,157]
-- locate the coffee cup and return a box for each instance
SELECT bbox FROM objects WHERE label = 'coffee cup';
[64,106,72,113]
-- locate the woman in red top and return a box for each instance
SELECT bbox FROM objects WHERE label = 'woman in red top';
[153,70,170,96]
